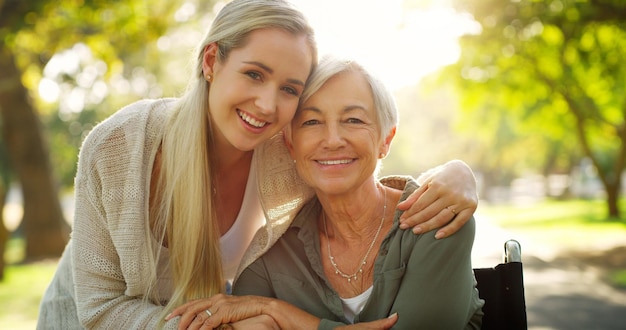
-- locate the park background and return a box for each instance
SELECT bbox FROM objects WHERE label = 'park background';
[1,0,625,329]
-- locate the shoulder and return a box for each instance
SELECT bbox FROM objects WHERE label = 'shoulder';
[84,98,174,143]
[385,175,474,246]
[289,198,321,230]
[252,132,315,236]
[74,98,177,191]
[79,99,175,158]
[380,175,418,192]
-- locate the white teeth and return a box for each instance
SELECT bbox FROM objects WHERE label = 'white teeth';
[318,159,352,165]
[238,110,267,128]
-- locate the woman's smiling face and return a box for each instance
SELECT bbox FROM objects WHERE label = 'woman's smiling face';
[287,70,390,196]
[204,28,313,153]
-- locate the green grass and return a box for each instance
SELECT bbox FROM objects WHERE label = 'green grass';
[480,198,626,226]
[4,236,26,264]
[479,198,626,288]
[478,199,626,247]
[0,255,57,330]
[609,269,626,290]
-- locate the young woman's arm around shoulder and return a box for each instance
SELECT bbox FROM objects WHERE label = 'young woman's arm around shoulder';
[397,159,478,238]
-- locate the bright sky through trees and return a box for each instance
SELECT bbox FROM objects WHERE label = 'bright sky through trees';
[37,0,480,106]
[292,0,479,90]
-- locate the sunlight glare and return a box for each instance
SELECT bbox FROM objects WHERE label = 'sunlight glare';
[38,78,60,103]
[292,0,478,90]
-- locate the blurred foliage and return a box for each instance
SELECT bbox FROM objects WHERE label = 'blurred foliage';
[440,0,626,217]
[3,0,623,212]
[381,83,478,178]
[0,0,219,188]
[609,269,626,289]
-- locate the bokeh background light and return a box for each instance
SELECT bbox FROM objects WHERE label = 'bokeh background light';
[292,0,480,90]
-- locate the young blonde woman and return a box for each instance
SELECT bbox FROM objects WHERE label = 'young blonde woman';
[38,1,478,329]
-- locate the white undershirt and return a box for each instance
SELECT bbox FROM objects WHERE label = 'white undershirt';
[219,159,265,285]
[340,286,373,323]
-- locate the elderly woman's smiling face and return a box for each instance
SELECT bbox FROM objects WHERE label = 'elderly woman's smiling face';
[287,70,394,196]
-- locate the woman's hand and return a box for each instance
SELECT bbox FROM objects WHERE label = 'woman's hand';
[397,160,478,239]
[225,315,279,330]
[166,294,320,330]
[166,294,270,330]
[337,313,398,330]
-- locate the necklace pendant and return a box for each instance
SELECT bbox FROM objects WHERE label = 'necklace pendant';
[322,184,388,284]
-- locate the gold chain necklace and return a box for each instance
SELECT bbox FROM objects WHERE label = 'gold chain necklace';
[322,184,387,283]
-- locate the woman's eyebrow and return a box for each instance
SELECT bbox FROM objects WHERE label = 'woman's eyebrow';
[243,61,306,86]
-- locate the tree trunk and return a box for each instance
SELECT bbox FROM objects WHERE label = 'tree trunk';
[0,48,69,260]
[0,182,7,280]
[606,181,620,219]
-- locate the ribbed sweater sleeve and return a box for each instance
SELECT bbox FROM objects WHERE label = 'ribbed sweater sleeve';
[70,99,178,329]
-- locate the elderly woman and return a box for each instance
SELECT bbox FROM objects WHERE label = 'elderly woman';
[167,55,483,329]
[236,55,484,329]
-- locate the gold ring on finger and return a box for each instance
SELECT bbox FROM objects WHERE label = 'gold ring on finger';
[446,206,457,215]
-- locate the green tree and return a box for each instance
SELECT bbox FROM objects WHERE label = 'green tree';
[0,0,69,261]
[444,0,626,218]
[0,142,10,280]
[0,0,187,266]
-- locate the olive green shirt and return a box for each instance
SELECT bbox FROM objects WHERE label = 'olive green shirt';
[234,179,484,329]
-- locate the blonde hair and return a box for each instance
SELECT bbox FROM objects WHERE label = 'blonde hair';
[148,0,317,320]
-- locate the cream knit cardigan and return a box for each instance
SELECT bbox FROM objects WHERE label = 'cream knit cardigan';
[38,98,314,329]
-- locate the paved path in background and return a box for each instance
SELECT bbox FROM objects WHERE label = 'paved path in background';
[472,213,626,330]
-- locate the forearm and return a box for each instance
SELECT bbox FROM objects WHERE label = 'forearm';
[72,177,168,328]
[416,159,476,186]
[398,161,478,238]
[262,298,321,330]
[235,262,343,330]
[72,213,170,328]
[73,243,170,328]
[75,293,171,329]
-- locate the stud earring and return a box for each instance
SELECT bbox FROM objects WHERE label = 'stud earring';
[206,74,212,82]
[379,153,385,158]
